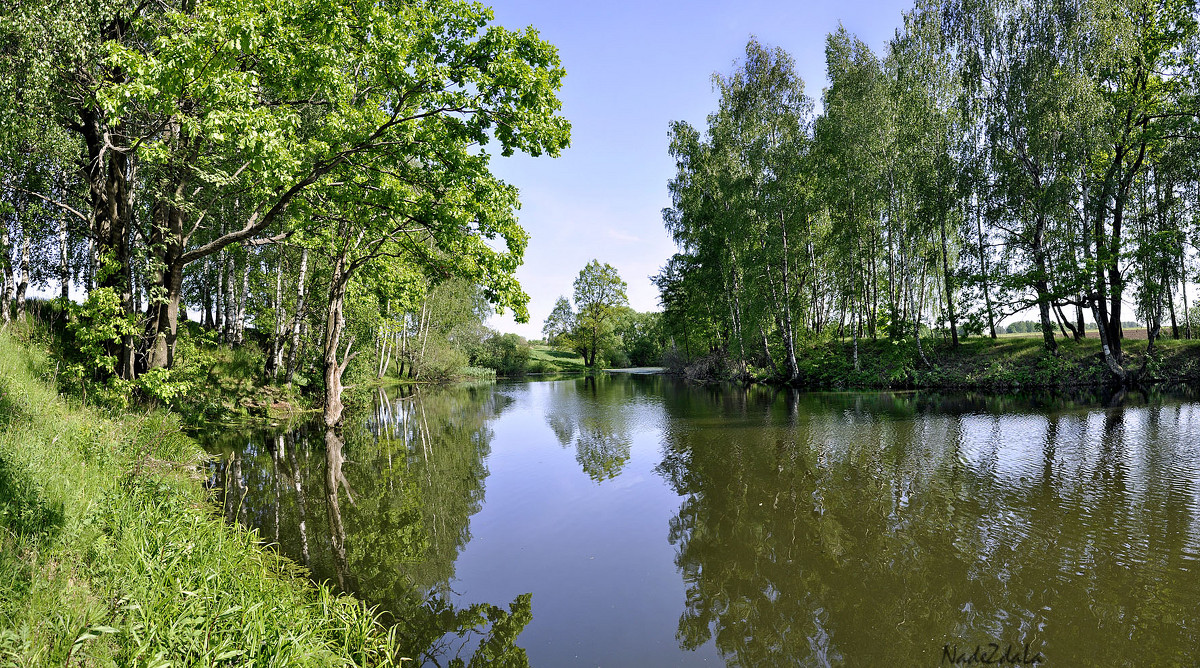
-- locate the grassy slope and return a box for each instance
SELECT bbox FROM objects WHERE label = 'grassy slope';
[528,345,587,373]
[0,330,401,666]
[789,333,1200,389]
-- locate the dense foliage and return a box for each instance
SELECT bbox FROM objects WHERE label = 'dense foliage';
[657,0,1200,385]
[0,0,569,424]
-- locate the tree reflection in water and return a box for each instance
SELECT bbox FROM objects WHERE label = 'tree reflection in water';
[544,376,634,481]
[656,387,1200,666]
[208,379,1200,666]
[208,384,530,666]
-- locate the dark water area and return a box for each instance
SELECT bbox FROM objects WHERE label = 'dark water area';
[201,375,1200,666]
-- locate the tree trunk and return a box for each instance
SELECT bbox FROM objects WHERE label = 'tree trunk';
[758,323,773,371]
[144,204,186,370]
[285,248,309,385]
[1086,173,1125,378]
[1091,297,1126,383]
[1145,304,1162,361]
[59,218,70,304]
[1,222,10,326]
[728,264,747,375]
[1103,180,1138,360]
[974,195,997,339]
[131,248,141,316]
[589,322,598,367]
[940,210,958,347]
[778,213,800,381]
[144,260,184,370]
[1181,265,1191,340]
[80,107,137,379]
[913,270,930,368]
[13,236,27,322]
[322,253,354,427]
[1035,287,1056,352]
[1054,304,1080,341]
[852,298,860,373]
[203,269,214,330]
[223,252,236,342]
[233,257,250,344]
[215,253,225,335]
[1167,280,1179,340]
[85,237,95,293]
[416,300,431,379]
[272,257,285,373]
[1032,213,1057,353]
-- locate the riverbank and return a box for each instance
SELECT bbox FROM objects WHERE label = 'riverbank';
[0,330,401,665]
[679,335,1200,390]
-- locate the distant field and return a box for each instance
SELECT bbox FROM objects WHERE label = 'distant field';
[529,344,588,373]
[999,328,1171,341]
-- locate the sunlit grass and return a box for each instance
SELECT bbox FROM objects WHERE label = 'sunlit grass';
[0,329,403,665]
[528,345,587,373]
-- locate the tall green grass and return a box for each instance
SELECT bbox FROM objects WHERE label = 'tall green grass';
[0,329,404,666]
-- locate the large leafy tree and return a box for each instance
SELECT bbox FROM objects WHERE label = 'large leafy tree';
[4,0,569,400]
[1081,0,1199,374]
[712,38,815,381]
[662,39,817,380]
[571,260,628,367]
[816,28,892,368]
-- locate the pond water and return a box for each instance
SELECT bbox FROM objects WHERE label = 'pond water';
[202,374,1200,666]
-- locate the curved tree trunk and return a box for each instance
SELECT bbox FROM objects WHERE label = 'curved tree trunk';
[322,251,355,427]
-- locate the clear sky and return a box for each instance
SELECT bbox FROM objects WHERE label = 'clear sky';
[483,0,917,339]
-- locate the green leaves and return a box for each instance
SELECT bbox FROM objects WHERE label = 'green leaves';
[569,260,628,367]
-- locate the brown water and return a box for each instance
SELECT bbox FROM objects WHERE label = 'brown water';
[202,375,1200,667]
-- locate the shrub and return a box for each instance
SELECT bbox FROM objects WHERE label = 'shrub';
[476,334,531,376]
[417,344,470,382]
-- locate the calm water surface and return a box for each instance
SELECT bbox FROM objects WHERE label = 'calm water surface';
[202,375,1200,666]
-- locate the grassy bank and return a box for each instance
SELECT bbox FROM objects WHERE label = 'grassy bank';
[685,334,1200,389]
[0,329,402,665]
[527,345,587,374]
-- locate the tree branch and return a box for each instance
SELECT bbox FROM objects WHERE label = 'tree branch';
[11,186,89,223]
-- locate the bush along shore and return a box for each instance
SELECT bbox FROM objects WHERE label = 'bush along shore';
[668,335,1200,391]
[0,329,405,666]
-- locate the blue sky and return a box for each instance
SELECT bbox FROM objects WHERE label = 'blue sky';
[483,0,917,339]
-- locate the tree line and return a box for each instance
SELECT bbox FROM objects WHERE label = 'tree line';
[0,0,570,424]
[656,0,1200,384]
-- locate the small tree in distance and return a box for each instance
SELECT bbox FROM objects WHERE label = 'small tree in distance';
[543,296,575,346]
